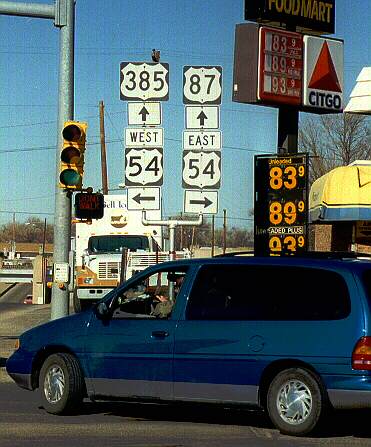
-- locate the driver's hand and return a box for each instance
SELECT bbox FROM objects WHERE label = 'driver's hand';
[155,294,168,302]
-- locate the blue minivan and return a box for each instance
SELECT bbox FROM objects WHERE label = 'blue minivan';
[6,254,371,436]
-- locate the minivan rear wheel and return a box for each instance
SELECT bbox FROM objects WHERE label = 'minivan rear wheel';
[267,367,325,436]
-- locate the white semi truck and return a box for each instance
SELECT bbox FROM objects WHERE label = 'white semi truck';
[73,194,178,311]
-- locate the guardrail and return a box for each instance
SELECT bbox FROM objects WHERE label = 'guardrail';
[0,269,33,283]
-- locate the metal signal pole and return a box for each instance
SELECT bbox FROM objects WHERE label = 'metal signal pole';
[0,0,76,319]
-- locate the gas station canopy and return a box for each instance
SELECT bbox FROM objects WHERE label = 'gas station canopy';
[309,161,371,222]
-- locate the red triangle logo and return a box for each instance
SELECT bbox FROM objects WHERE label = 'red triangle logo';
[308,41,342,92]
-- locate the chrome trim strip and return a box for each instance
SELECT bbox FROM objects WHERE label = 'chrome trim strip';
[89,378,259,405]
[328,389,371,409]
[91,378,172,400]
[174,382,259,405]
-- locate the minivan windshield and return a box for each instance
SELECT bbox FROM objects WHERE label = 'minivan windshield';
[88,235,149,253]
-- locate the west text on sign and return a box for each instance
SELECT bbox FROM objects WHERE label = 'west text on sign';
[125,128,163,147]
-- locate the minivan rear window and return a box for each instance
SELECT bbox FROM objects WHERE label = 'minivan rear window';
[187,265,351,321]
[363,269,371,301]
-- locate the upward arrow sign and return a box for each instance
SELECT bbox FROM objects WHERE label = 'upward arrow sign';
[197,110,208,126]
[139,106,149,122]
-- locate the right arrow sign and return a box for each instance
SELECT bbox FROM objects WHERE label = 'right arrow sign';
[184,190,218,215]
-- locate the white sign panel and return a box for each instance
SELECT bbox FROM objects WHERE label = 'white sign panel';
[183,130,222,150]
[127,187,161,211]
[303,36,344,111]
[184,190,218,215]
[183,66,222,104]
[182,150,221,189]
[185,106,220,129]
[120,62,169,101]
[125,148,163,186]
[128,102,162,126]
[125,128,163,147]
[53,263,69,283]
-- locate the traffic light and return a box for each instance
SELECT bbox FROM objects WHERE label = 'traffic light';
[59,121,87,189]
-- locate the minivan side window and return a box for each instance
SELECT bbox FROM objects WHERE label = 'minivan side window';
[186,265,351,321]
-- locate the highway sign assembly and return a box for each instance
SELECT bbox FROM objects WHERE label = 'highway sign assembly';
[120,62,169,101]
[127,102,162,126]
[127,187,161,211]
[124,148,163,186]
[185,105,220,129]
[184,190,218,214]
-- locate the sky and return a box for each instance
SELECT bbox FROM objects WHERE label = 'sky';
[0,0,370,230]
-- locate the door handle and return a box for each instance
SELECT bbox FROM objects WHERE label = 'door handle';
[151,330,169,338]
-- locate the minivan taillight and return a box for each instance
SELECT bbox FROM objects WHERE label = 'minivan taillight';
[352,337,371,370]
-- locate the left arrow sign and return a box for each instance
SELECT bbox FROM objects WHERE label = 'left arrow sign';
[127,187,161,211]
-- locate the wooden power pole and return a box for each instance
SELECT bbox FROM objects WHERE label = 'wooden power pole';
[99,100,109,194]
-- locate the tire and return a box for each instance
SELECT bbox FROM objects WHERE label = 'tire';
[72,291,82,313]
[39,353,85,415]
[266,368,326,436]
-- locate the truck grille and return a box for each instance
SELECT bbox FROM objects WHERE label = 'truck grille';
[98,262,120,279]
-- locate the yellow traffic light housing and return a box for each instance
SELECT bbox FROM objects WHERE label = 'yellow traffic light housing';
[59,121,87,189]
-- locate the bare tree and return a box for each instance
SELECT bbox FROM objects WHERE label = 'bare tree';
[299,113,371,182]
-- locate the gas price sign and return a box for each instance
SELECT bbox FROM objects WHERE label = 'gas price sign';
[258,27,303,106]
[254,154,308,256]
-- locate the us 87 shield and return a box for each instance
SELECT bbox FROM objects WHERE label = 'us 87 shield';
[125,148,163,186]
[183,66,222,104]
[120,62,169,101]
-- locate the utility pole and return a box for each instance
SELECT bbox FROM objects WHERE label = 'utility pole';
[0,0,76,319]
[223,209,227,255]
[99,100,109,194]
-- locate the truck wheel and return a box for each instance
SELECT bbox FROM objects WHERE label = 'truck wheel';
[266,368,326,436]
[39,353,85,415]
[73,291,82,313]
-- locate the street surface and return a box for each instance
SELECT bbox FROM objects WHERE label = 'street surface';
[1,286,371,446]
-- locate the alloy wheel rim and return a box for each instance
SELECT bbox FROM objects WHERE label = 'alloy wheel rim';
[276,379,312,425]
[44,365,65,403]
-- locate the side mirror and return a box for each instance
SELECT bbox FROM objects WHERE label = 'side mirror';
[95,301,110,319]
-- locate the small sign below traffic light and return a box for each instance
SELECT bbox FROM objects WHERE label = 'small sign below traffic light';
[75,192,104,220]
[59,121,87,190]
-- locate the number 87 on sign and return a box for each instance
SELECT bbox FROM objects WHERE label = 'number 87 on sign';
[183,66,222,105]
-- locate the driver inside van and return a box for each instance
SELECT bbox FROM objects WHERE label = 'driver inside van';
[151,274,184,319]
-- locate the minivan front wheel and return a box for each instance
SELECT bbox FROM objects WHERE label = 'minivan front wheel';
[39,353,85,415]
[267,368,325,436]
